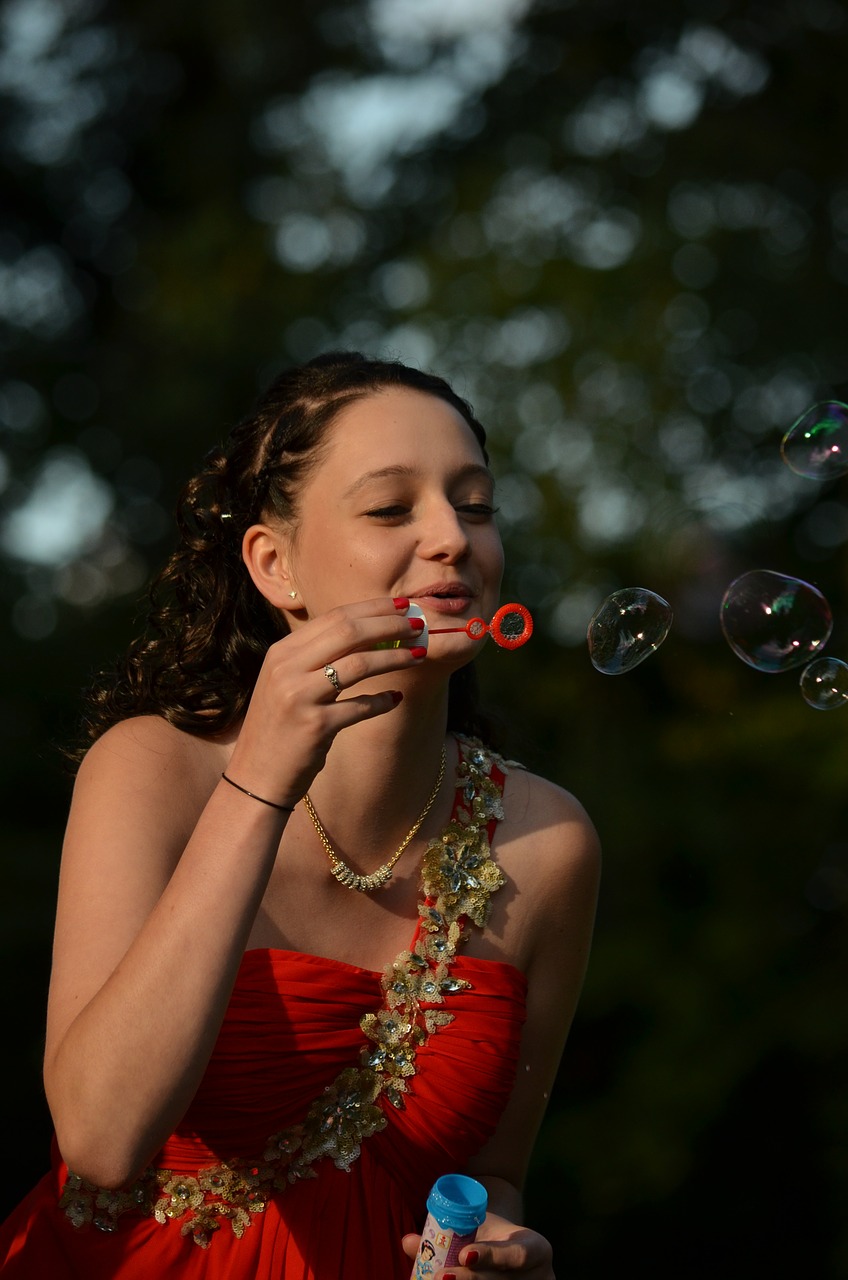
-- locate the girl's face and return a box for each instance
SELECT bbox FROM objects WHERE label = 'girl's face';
[282,387,504,656]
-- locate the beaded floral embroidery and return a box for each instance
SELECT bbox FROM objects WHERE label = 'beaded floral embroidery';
[59,736,508,1247]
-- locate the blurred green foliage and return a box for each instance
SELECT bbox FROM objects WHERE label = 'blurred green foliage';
[2,0,848,1273]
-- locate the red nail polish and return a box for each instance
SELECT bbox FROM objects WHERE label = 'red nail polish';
[442,1274,457,1280]
[393,596,410,609]
[464,1249,480,1266]
[409,617,425,632]
[410,646,427,659]
[390,691,403,705]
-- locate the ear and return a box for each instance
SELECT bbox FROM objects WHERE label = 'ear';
[242,523,304,617]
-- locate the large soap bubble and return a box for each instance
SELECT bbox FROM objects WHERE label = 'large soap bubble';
[799,657,848,710]
[720,570,832,672]
[781,401,848,481]
[587,588,673,675]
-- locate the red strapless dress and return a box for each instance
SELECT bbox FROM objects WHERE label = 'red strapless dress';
[0,739,527,1279]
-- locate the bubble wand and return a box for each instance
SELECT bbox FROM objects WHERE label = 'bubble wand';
[426,602,533,650]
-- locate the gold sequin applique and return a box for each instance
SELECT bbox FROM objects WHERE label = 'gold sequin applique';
[361,737,507,1107]
[59,737,508,1245]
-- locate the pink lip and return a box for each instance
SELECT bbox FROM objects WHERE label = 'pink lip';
[410,583,476,616]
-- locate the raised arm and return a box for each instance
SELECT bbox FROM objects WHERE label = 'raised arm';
[44,599,422,1189]
[44,711,294,1190]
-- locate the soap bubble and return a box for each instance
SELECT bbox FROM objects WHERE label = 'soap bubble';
[587,588,673,675]
[781,401,848,481]
[799,657,848,710]
[720,570,832,672]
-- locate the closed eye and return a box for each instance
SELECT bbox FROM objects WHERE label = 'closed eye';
[364,501,498,521]
[365,505,410,520]
[457,503,498,519]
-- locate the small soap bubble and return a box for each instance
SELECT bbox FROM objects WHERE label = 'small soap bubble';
[720,570,832,672]
[799,657,848,710]
[781,401,848,480]
[587,588,673,675]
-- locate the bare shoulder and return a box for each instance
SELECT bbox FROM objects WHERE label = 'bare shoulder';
[77,716,222,815]
[68,716,228,882]
[499,764,601,886]
[80,713,216,781]
[50,719,229,1027]
[44,720,223,1070]
[490,764,601,968]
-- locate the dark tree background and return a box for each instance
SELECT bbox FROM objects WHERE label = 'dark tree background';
[2,0,848,1274]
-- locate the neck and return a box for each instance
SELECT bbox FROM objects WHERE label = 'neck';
[304,686,454,862]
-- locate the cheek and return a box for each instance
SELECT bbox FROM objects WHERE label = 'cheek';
[486,529,505,577]
[298,532,394,588]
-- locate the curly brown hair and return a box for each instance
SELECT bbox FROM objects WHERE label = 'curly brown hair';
[72,351,496,762]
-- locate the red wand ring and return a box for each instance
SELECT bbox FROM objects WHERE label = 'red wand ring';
[429,603,533,650]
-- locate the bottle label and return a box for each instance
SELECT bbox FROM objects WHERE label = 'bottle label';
[412,1215,477,1277]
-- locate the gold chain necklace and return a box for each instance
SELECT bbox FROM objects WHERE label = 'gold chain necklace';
[302,746,447,893]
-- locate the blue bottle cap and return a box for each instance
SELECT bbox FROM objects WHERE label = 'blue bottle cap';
[426,1174,488,1234]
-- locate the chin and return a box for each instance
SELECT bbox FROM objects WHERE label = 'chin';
[427,639,482,670]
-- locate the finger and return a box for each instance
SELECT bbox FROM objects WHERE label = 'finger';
[326,689,406,730]
[286,600,426,666]
[401,1233,421,1260]
[321,664,343,697]
[313,645,427,701]
[457,1234,553,1273]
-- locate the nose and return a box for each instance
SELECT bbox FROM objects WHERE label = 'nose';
[417,500,471,563]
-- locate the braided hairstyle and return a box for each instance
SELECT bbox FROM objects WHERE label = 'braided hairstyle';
[74,352,495,760]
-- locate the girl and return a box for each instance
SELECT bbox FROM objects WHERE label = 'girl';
[0,352,599,1278]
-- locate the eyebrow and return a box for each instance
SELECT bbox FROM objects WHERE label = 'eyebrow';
[342,462,495,499]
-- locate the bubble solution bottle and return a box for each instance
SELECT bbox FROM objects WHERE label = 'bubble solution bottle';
[410,1174,488,1278]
